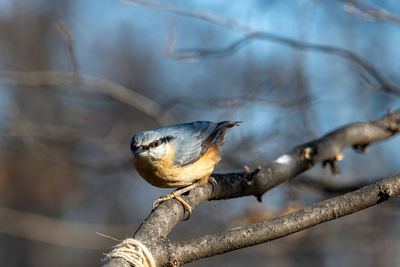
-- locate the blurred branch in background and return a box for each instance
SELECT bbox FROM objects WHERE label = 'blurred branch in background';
[290,174,373,196]
[165,93,314,111]
[54,20,78,74]
[340,0,400,25]
[0,207,133,249]
[124,0,400,96]
[0,71,174,126]
[9,101,51,160]
[4,103,130,173]
[169,34,399,95]
[123,0,253,33]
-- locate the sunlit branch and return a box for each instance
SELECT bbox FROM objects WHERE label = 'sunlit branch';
[103,109,400,266]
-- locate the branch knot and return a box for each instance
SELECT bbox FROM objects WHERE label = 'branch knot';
[377,185,392,203]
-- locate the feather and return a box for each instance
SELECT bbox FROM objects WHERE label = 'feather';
[160,121,241,167]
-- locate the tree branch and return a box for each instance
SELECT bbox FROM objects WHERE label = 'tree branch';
[102,108,400,266]
[171,173,400,265]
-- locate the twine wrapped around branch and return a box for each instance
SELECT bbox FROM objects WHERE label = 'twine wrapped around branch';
[102,238,156,267]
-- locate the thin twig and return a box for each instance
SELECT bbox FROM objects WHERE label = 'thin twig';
[340,0,400,25]
[122,0,253,34]
[54,20,78,74]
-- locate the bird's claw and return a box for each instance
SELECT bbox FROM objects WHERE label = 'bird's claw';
[173,192,192,220]
[152,194,174,209]
[152,192,192,220]
[152,199,161,210]
[208,176,217,191]
[182,206,192,221]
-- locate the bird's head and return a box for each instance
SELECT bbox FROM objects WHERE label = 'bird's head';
[130,130,175,161]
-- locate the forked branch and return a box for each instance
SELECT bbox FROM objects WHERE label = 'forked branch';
[103,108,400,267]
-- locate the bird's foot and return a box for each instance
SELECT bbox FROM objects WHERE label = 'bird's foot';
[152,176,216,220]
[152,191,192,221]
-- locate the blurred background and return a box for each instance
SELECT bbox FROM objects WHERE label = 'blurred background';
[1,0,400,266]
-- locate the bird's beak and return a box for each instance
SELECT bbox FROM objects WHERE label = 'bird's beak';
[131,146,145,158]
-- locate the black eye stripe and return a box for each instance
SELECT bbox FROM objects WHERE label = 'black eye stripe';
[146,136,174,149]
[132,135,176,152]
[165,136,175,142]
[131,142,138,151]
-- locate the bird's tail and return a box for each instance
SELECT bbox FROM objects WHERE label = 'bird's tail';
[219,121,242,129]
[216,121,242,146]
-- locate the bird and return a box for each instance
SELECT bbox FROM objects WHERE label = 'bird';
[130,121,241,219]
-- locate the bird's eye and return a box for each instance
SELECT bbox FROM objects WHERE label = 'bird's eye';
[154,140,160,147]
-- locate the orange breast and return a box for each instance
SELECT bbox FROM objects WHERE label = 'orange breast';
[133,144,221,188]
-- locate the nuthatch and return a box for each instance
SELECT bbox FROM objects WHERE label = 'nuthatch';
[130,121,241,219]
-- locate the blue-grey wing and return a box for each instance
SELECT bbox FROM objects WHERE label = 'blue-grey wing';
[165,121,240,167]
